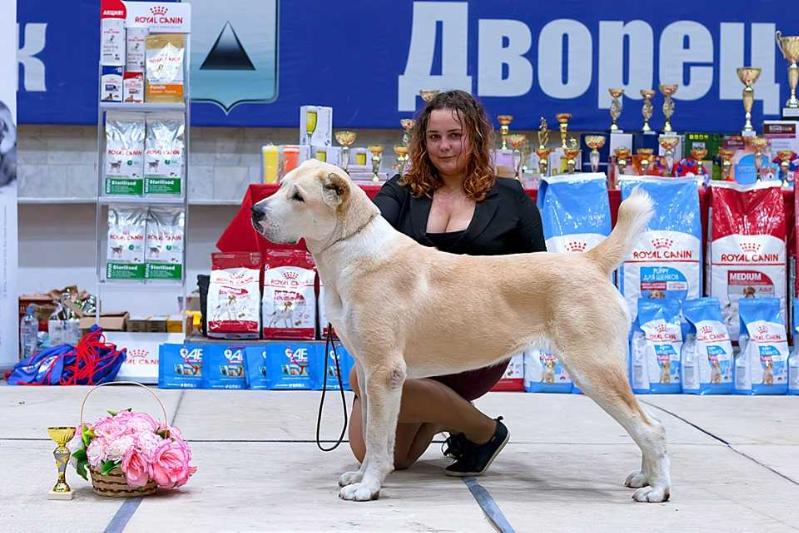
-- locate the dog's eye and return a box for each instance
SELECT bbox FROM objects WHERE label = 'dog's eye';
[291,191,304,202]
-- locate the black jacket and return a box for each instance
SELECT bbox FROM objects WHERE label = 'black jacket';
[373,175,547,256]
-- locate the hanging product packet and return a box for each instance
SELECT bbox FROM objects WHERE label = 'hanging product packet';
[105,113,146,195]
[144,114,185,195]
[145,33,185,103]
[735,297,789,395]
[630,298,683,394]
[681,297,734,394]
[106,205,147,280]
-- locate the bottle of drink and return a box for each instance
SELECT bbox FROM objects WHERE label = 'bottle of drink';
[20,304,39,360]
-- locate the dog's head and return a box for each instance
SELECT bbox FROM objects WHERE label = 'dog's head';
[251,159,377,248]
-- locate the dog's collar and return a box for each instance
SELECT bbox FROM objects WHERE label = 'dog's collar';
[316,211,379,256]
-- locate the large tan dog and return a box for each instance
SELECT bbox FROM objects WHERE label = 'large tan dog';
[251,160,671,503]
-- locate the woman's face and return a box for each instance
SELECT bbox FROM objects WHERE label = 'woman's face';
[425,108,471,180]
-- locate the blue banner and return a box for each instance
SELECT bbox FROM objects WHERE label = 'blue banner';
[16,0,799,132]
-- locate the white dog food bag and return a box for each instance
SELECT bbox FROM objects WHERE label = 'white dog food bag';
[144,114,184,196]
[105,112,145,196]
[710,182,787,341]
[735,297,789,395]
[619,177,702,322]
[106,205,147,280]
[262,249,317,340]
[630,298,683,394]
[207,252,262,340]
[681,297,734,395]
[145,207,184,280]
[523,347,573,393]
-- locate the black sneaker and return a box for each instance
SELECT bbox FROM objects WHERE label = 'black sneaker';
[444,417,509,477]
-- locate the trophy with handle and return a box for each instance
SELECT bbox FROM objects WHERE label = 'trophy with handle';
[776,31,799,116]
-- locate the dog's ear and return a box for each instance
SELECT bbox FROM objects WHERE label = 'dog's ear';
[321,172,351,207]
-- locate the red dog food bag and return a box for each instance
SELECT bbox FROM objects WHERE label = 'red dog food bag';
[710,182,787,340]
[262,249,317,340]
[207,252,262,339]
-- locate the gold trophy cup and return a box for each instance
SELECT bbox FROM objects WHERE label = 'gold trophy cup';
[690,147,709,183]
[718,148,735,181]
[536,117,551,177]
[368,145,384,183]
[497,115,514,150]
[585,135,606,173]
[48,426,76,500]
[334,130,357,173]
[776,31,799,111]
[393,145,409,176]
[609,88,624,132]
[615,147,631,177]
[419,89,439,103]
[555,113,572,149]
[737,67,762,136]
[508,133,528,180]
[777,149,793,187]
[659,84,679,133]
[400,119,415,146]
[641,89,656,133]
[750,136,769,180]
[637,148,655,175]
[564,139,581,174]
[658,136,680,177]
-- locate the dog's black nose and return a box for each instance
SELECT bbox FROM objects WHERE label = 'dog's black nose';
[251,205,265,225]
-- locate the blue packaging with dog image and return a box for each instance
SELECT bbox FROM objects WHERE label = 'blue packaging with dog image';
[681,298,734,395]
[310,341,354,391]
[629,298,683,394]
[202,345,247,390]
[735,298,788,395]
[158,343,204,389]
[523,348,573,393]
[245,345,269,390]
[790,298,799,395]
[266,342,316,390]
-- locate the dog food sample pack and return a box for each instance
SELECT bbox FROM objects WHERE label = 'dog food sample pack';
[790,298,799,395]
[144,115,185,195]
[106,205,147,280]
[630,298,683,394]
[207,252,262,340]
[310,341,354,391]
[245,346,269,390]
[145,33,185,103]
[158,344,204,389]
[105,113,146,195]
[262,250,317,340]
[736,298,789,395]
[619,177,701,322]
[101,66,124,102]
[100,2,125,66]
[144,207,184,280]
[710,182,787,341]
[524,348,573,393]
[537,173,612,254]
[265,342,316,390]
[681,297,734,394]
[202,345,247,390]
[491,353,525,392]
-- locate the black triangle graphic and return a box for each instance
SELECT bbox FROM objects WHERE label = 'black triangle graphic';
[200,21,256,71]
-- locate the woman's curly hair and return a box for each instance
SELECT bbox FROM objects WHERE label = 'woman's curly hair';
[401,90,495,202]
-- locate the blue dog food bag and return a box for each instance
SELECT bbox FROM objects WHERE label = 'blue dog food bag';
[202,345,247,390]
[245,345,269,390]
[619,177,701,322]
[266,341,316,390]
[735,298,789,395]
[310,341,354,391]
[158,343,204,389]
[681,298,733,394]
[523,348,573,393]
[790,298,799,396]
[630,298,683,394]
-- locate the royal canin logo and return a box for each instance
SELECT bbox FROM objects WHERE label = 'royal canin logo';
[719,251,780,263]
[740,242,761,253]
[133,5,184,25]
[150,5,168,16]
[751,326,786,343]
[698,325,729,341]
[129,348,149,358]
[651,238,674,249]
[565,241,587,253]
[647,323,677,341]
[282,271,299,280]
[631,248,694,260]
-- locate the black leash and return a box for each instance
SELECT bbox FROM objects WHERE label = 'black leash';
[316,323,349,451]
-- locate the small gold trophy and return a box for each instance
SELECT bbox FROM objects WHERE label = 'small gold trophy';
[658,136,680,177]
[608,88,624,132]
[776,31,799,113]
[400,119,415,146]
[614,147,631,177]
[497,115,514,150]
[637,148,655,175]
[48,426,76,500]
[564,138,581,174]
[393,145,409,176]
[718,148,735,181]
[334,130,357,173]
[777,149,793,187]
[305,108,318,148]
[737,67,762,136]
[555,113,572,149]
[659,84,679,133]
[750,136,769,181]
[640,89,656,133]
[368,145,384,183]
[419,89,439,104]
[537,117,551,177]
[584,135,606,173]
[691,147,709,183]
[508,133,528,180]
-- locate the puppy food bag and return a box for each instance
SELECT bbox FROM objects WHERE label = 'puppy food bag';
[681,297,734,394]
[145,207,184,280]
[106,205,147,280]
[125,26,147,73]
[619,177,701,322]
[262,250,317,340]
[105,113,145,195]
[123,72,145,103]
[736,297,789,395]
[207,252,262,339]
[266,342,315,390]
[144,115,184,195]
[310,342,354,391]
[245,346,269,390]
[145,33,185,103]
[710,182,786,340]
[491,353,525,392]
[202,345,247,390]
[789,298,799,395]
[537,173,612,254]
[630,298,683,394]
[524,348,573,393]
[158,344,203,389]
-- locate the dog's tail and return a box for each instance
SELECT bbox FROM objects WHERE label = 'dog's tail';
[585,187,654,274]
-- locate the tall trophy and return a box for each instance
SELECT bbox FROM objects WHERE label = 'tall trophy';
[658,136,680,177]
[497,115,514,150]
[737,67,762,136]
[636,148,655,175]
[48,426,76,500]
[585,135,606,173]
[509,133,527,180]
[419,89,439,104]
[536,117,551,177]
[776,31,799,116]
[368,145,383,183]
[564,138,581,174]
[614,147,631,176]
[556,113,572,149]
[640,89,656,133]
[718,148,735,181]
[393,145,409,176]
[659,84,679,133]
[609,88,624,132]
[777,150,793,187]
[751,137,769,180]
[400,119,415,146]
[335,130,357,173]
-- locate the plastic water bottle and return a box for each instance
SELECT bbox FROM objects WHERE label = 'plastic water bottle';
[19,304,38,360]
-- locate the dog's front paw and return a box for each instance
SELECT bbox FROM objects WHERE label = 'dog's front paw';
[632,485,670,503]
[624,470,649,489]
[339,481,380,501]
[338,470,363,487]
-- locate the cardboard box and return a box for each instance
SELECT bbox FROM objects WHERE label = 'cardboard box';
[79,312,129,332]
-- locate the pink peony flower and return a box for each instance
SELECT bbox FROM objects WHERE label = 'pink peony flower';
[87,438,107,468]
[150,440,196,489]
[115,411,160,434]
[135,431,164,462]
[93,417,126,440]
[121,447,150,487]
[106,435,134,463]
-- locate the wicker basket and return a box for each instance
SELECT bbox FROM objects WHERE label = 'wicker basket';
[81,381,168,498]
